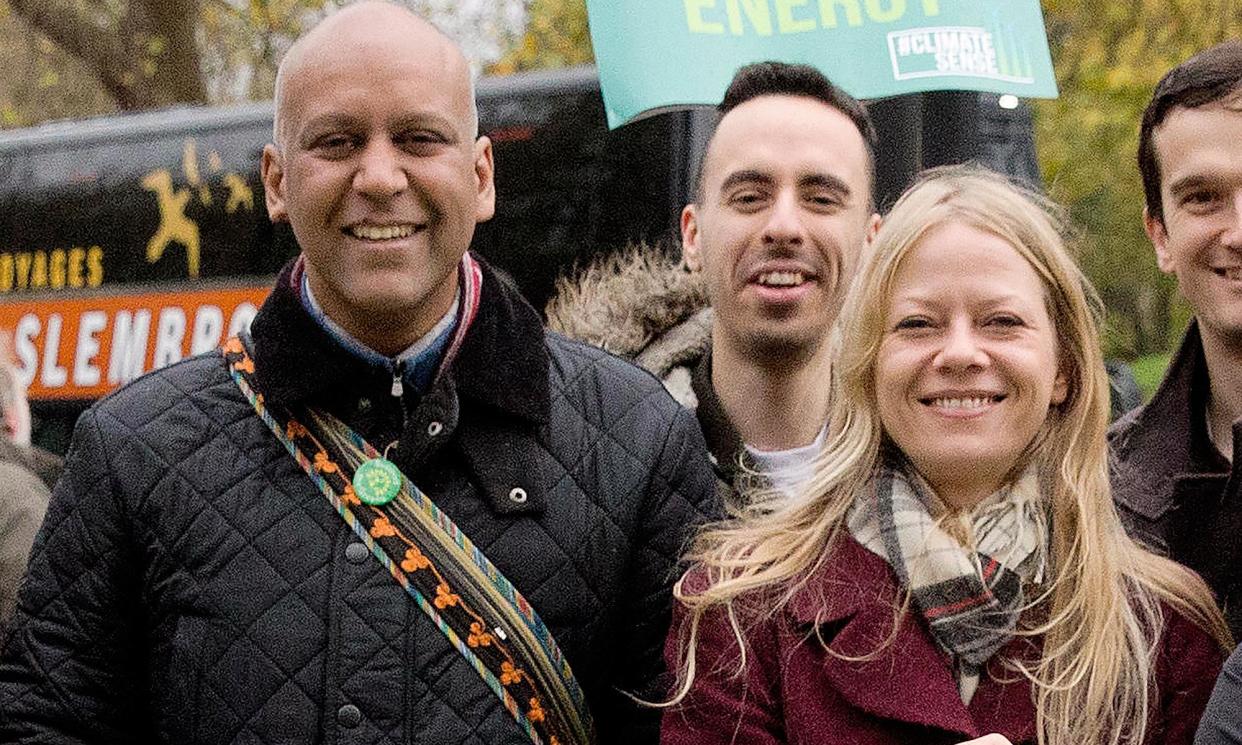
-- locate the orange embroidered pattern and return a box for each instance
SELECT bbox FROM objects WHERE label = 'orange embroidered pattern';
[313,451,338,473]
[341,484,361,507]
[433,582,461,609]
[528,697,546,723]
[501,661,525,685]
[468,621,494,648]
[369,516,397,538]
[401,546,431,572]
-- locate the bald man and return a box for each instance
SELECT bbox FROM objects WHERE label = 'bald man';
[0,4,715,743]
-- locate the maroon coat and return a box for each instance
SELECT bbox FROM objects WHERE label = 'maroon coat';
[662,534,1225,745]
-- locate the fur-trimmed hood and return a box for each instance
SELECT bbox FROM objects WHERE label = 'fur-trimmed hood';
[546,246,711,406]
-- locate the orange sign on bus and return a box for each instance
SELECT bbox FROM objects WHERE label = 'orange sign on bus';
[0,285,270,400]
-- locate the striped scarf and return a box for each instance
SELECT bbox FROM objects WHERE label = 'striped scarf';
[848,459,1047,704]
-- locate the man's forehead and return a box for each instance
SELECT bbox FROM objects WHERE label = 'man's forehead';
[276,16,473,141]
[1154,102,1242,177]
[1155,91,1242,140]
[278,8,467,100]
[283,21,460,92]
[290,2,455,57]
[702,97,868,189]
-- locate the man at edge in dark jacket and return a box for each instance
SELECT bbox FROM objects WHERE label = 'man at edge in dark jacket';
[1110,40,1242,642]
[0,3,716,743]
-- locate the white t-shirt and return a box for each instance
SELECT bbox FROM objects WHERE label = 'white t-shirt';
[744,425,827,498]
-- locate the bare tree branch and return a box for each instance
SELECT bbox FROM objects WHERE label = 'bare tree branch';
[135,0,208,104]
[7,0,139,107]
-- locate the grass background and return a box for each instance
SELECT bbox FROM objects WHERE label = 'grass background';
[1130,353,1172,401]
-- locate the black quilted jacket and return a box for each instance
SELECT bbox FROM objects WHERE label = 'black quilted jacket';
[0,257,717,745]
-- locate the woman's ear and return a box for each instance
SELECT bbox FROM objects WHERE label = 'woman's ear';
[1051,365,1069,407]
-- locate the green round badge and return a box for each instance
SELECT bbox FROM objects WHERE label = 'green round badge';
[353,458,402,506]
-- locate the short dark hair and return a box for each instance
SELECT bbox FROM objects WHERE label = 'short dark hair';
[719,61,876,148]
[695,61,876,202]
[1138,40,1242,225]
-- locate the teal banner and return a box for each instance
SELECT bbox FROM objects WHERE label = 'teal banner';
[585,0,1058,128]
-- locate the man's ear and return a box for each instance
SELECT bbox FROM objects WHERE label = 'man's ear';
[473,135,496,223]
[261,144,289,223]
[680,204,702,272]
[866,213,882,244]
[1144,206,1176,274]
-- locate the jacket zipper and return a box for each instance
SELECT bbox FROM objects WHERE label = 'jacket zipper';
[390,360,405,398]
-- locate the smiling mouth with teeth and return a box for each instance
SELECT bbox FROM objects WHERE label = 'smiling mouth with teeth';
[755,271,807,287]
[346,224,418,241]
[922,395,1006,410]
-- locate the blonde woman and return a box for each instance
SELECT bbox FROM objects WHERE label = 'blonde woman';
[661,166,1231,745]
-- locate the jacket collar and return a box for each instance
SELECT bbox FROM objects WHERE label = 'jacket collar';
[447,258,550,424]
[785,533,1038,741]
[1110,321,1221,522]
[250,254,550,425]
[690,348,746,482]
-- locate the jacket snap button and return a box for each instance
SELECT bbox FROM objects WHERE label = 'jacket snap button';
[345,542,369,564]
[427,421,444,437]
[337,703,361,728]
[508,487,527,504]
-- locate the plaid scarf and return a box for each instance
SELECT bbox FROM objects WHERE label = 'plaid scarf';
[847,459,1047,704]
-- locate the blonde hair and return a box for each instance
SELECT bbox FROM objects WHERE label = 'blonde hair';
[670,165,1230,745]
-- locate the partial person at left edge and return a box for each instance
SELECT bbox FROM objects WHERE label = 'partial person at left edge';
[0,3,717,744]
[0,341,62,626]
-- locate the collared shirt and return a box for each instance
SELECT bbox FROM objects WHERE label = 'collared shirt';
[300,271,460,396]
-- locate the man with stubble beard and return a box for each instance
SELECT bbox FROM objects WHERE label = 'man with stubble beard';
[681,62,880,500]
[548,63,879,506]
[1110,40,1242,643]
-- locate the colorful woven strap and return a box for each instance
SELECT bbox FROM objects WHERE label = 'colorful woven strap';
[223,337,593,745]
